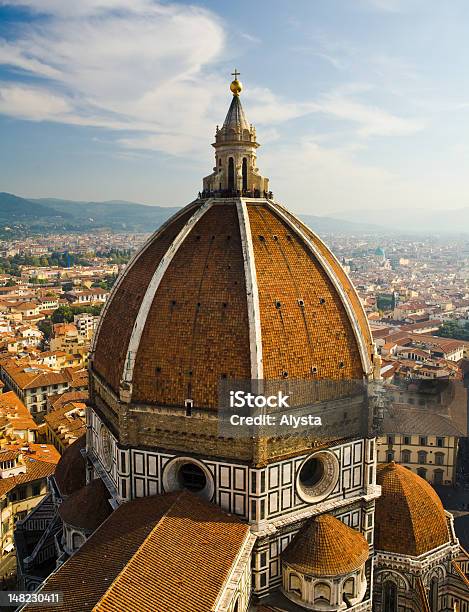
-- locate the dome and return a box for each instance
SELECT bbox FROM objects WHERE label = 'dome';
[91,78,375,411]
[282,513,369,576]
[375,462,449,556]
[92,200,375,409]
[54,434,86,496]
[58,478,112,531]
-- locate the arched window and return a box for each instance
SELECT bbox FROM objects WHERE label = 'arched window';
[435,452,444,466]
[228,157,234,190]
[387,451,394,463]
[72,532,85,550]
[383,580,397,612]
[289,573,301,596]
[417,467,427,479]
[418,451,427,464]
[343,577,355,597]
[233,597,240,612]
[242,157,248,191]
[314,582,331,603]
[401,450,411,463]
[429,577,438,611]
[434,469,444,485]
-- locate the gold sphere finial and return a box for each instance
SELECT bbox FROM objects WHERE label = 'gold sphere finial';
[230,68,242,95]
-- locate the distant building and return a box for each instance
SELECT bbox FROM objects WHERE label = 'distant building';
[64,288,108,306]
[377,380,467,485]
[50,323,88,355]
[44,391,87,453]
[0,391,37,444]
[0,444,59,558]
[73,313,98,340]
[0,359,87,422]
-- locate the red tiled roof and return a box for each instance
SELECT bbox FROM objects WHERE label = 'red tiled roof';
[53,435,86,496]
[0,453,57,497]
[282,513,369,576]
[375,462,449,556]
[27,491,251,612]
[59,479,112,530]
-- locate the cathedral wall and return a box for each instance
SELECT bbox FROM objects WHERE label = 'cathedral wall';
[88,407,376,521]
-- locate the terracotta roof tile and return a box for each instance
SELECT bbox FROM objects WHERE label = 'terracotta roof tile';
[59,479,112,530]
[375,462,449,556]
[0,454,57,497]
[93,200,372,409]
[27,491,250,612]
[93,205,200,393]
[53,435,86,496]
[282,513,369,576]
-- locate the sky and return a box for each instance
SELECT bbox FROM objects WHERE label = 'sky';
[1,0,469,215]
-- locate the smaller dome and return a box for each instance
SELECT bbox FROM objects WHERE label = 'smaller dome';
[282,513,369,576]
[59,478,112,531]
[376,462,449,556]
[54,435,86,496]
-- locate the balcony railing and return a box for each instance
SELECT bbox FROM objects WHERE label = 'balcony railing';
[198,188,273,200]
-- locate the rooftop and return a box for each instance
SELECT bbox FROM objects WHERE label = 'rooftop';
[27,491,251,612]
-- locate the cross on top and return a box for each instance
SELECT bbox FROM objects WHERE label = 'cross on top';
[232,68,240,80]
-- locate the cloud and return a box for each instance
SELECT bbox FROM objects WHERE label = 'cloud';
[245,86,422,137]
[360,0,409,13]
[0,0,424,156]
[0,0,227,151]
[316,92,424,136]
[263,137,395,213]
[0,83,72,120]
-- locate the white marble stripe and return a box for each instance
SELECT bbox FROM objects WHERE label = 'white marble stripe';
[266,198,373,378]
[121,199,214,385]
[237,199,263,380]
[91,199,201,354]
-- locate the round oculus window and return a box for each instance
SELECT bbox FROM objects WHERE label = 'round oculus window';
[296,451,339,503]
[162,456,214,500]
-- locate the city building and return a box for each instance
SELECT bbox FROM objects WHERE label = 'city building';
[0,391,37,445]
[0,358,87,422]
[43,392,87,453]
[73,313,98,340]
[64,288,108,306]
[377,375,467,486]
[0,444,59,558]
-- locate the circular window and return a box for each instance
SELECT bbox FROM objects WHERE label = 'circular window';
[177,463,207,493]
[99,425,113,471]
[296,451,339,503]
[163,456,214,500]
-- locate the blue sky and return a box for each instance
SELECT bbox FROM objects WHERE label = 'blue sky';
[1,0,469,215]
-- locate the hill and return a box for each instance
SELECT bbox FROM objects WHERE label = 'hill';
[0,192,70,221]
[329,207,469,234]
[0,192,383,235]
[0,193,179,232]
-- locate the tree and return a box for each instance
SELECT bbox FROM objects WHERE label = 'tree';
[436,320,469,341]
[51,305,74,323]
[38,320,52,342]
